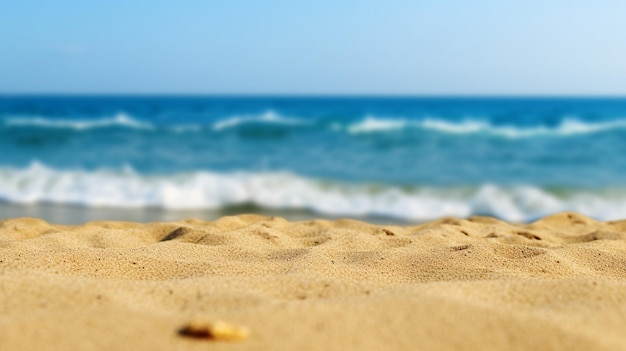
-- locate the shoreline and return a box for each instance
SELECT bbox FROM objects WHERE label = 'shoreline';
[1,212,625,350]
[0,201,419,226]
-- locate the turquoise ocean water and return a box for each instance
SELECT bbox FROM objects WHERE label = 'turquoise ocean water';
[1,96,626,223]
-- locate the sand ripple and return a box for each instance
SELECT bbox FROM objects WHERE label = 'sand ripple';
[1,212,625,350]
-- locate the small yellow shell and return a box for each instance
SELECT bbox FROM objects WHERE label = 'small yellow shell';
[179,319,249,341]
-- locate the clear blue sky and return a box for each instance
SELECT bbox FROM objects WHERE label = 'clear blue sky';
[1,0,625,95]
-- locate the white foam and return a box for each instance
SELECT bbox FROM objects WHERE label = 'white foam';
[212,111,309,131]
[421,118,496,134]
[345,116,626,138]
[2,162,626,222]
[346,116,408,133]
[5,111,626,138]
[4,113,154,131]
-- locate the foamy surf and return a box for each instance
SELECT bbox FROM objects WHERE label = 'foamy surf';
[345,116,626,137]
[211,111,310,130]
[2,162,626,222]
[214,113,626,137]
[3,96,626,223]
[4,113,154,131]
[4,111,626,138]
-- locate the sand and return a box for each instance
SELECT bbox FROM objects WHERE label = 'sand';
[1,212,625,351]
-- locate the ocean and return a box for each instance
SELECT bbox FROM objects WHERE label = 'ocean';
[1,96,625,224]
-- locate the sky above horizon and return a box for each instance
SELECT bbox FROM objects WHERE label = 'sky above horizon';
[1,1,626,95]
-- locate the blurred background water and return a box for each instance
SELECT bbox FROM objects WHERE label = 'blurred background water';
[1,95,625,224]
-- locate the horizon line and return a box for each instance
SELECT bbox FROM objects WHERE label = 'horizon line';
[2,93,626,99]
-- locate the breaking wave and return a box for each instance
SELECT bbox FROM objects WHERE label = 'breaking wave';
[4,111,626,138]
[346,116,626,137]
[211,111,310,130]
[2,162,626,222]
[3,113,154,131]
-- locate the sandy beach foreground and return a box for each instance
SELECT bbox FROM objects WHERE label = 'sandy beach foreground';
[1,213,625,351]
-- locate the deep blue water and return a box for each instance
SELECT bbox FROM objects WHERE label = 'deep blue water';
[1,96,626,222]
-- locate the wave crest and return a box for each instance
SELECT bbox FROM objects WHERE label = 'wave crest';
[212,111,310,131]
[4,111,626,138]
[346,116,626,137]
[3,113,155,131]
[2,163,626,222]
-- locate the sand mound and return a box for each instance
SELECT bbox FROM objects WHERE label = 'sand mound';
[1,212,625,350]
